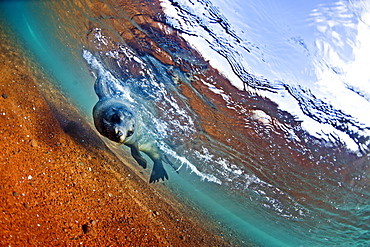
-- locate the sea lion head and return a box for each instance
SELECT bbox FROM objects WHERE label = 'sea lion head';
[93,99,136,144]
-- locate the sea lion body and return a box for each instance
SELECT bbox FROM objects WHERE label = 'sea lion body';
[93,77,169,183]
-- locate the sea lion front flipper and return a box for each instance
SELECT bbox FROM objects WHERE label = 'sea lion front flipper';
[149,160,169,183]
[139,144,169,183]
[126,143,147,169]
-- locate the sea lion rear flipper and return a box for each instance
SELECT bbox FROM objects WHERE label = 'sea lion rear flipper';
[94,76,109,100]
[163,154,179,174]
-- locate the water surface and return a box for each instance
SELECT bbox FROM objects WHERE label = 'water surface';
[1,0,369,246]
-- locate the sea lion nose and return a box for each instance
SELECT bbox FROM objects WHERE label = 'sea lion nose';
[115,127,125,137]
[114,127,129,143]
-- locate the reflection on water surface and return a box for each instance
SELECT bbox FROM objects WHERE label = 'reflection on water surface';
[1,0,369,246]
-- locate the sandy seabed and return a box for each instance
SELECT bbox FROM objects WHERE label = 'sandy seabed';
[0,20,240,246]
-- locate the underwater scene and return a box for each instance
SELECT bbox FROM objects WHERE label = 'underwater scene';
[1,0,369,246]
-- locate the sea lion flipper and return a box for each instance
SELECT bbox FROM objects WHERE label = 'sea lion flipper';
[127,143,147,169]
[149,160,168,183]
[140,145,169,183]
[94,76,110,100]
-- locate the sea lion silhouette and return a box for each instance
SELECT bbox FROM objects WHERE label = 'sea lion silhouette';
[93,76,169,183]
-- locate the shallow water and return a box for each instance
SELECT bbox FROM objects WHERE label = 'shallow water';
[1,0,369,246]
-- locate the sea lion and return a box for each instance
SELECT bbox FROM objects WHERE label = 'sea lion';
[92,76,169,183]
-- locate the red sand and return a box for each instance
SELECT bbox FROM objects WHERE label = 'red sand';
[0,22,240,246]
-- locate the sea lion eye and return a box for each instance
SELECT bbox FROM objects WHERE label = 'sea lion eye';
[111,113,122,123]
[127,130,134,137]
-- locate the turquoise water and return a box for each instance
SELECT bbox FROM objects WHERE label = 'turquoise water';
[0,1,97,114]
[1,1,369,246]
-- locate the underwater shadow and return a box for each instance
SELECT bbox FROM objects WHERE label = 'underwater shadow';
[45,99,109,154]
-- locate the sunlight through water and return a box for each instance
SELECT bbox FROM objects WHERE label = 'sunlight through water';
[1,0,369,246]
